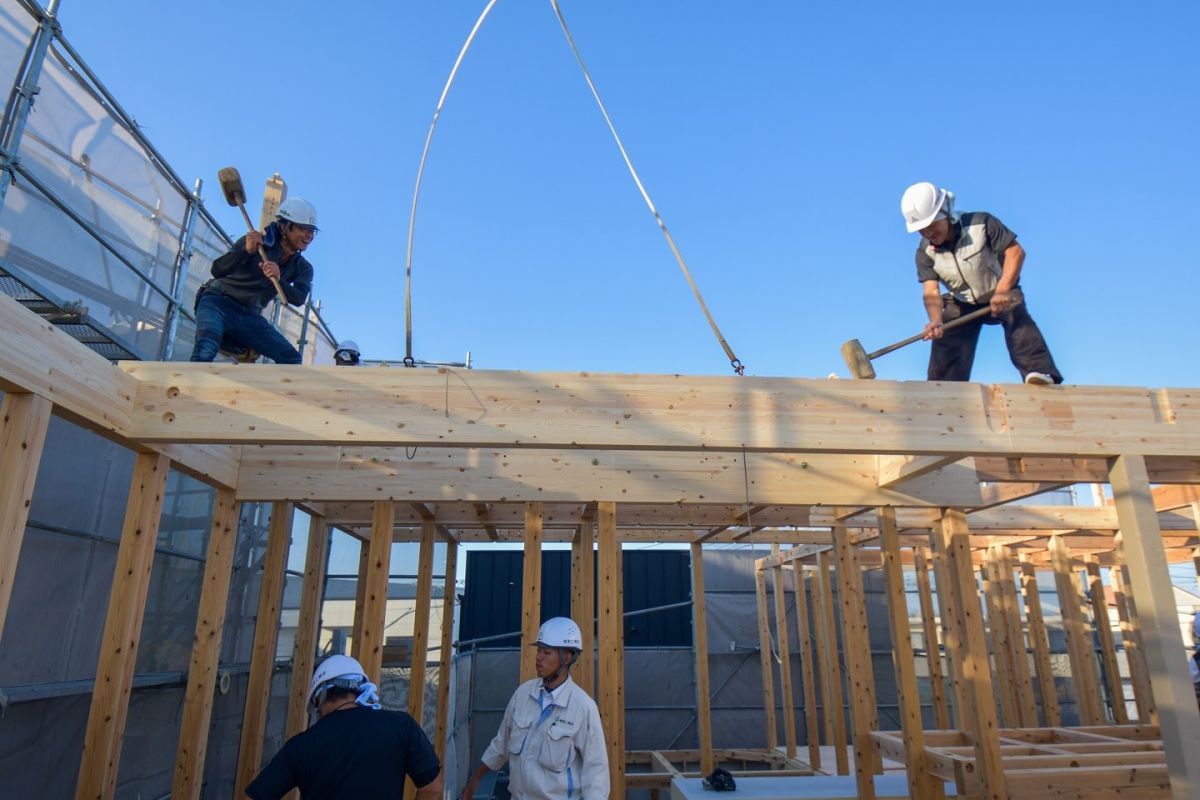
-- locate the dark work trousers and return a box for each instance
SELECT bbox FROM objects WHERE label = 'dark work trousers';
[928,294,1062,383]
[190,290,302,364]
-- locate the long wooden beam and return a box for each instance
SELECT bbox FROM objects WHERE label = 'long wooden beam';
[690,542,714,776]
[597,501,625,798]
[520,502,543,683]
[285,514,330,738]
[0,392,52,645]
[434,541,459,762]
[124,362,1200,458]
[790,564,821,769]
[753,562,778,751]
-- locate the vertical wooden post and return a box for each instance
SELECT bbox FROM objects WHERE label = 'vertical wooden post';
[690,542,714,775]
[1018,552,1061,727]
[75,453,170,800]
[232,501,294,800]
[790,565,821,769]
[597,501,625,798]
[1085,557,1129,724]
[350,540,369,659]
[995,546,1037,727]
[913,547,950,729]
[574,514,595,696]
[359,500,396,682]
[816,550,849,775]
[936,509,1007,800]
[409,520,436,726]
[832,526,877,799]
[285,515,330,739]
[0,392,52,645]
[809,563,835,747]
[878,509,944,800]
[1110,537,1156,724]
[771,547,797,758]
[1109,454,1200,800]
[929,530,968,729]
[520,502,543,683]
[981,555,1018,726]
[753,562,778,751]
[172,488,240,800]
[1049,535,1104,724]
[435,540,459,761]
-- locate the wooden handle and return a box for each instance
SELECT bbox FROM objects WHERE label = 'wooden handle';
[867,305,995,360]
[235,202,289,306]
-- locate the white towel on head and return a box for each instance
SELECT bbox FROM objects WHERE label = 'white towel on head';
[355,681,382,709]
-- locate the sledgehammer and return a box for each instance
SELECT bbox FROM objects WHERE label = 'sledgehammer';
[841,305,998,379]
[217,166,289,306]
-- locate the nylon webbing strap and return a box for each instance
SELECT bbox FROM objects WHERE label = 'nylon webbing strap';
[548,0,745,375]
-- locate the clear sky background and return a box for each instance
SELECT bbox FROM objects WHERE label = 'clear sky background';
[57,0,1199,387]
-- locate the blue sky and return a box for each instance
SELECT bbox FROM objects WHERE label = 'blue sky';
[57,1,1199,386]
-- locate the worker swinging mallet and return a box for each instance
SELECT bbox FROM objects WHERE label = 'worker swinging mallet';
[217,166,288,306]
[840,303,1003,380]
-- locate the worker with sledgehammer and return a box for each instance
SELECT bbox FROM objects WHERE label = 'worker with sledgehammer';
[188,197,317,363]
[900,182,1063,385]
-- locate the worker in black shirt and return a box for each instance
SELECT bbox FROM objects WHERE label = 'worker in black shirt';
[189,197,317,364]
[246,654,443,800]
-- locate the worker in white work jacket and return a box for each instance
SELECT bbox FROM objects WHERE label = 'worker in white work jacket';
[461,617,609,799]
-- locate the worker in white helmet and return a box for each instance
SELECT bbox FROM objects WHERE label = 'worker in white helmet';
[334,340,361,366]
[460,617,610,799]
[899,182,1063,385]
[190,197,318,364]
[245,654,443,799]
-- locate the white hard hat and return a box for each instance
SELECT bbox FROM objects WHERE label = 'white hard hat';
[334,340,360,359]
[900,182,948,233]
[278,197,318,228]
[534,617,583,650]
[307,654,366,707]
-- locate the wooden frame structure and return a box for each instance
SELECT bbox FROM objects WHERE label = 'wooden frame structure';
[2,292,1200,798]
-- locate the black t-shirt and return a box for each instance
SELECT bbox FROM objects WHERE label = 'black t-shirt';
[245,706,440,800]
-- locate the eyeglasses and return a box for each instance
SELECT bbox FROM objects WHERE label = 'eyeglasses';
[291,223,318,237]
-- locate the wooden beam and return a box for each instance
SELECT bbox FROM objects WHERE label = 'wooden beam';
[597,501,625,799]
[358,501,396,681]
[233,501,293,799]
[171,488,240,800]
[1085,557,1128,724]
[877,454,961,487]
[1049,535,1104,725]
[520,502,543,683]
[285,515,330,738]
[75,452,170,800]
[980,556,1018,727]
[408,520,436,726]
[434,541,458,762]
[0,392,52,644]
[936,509,1007,800]
[689,542,714,776]
[816,551,849,775]
[913,547,950,729]
[789,564,821,769]
[996,546,1038,727]
[753,562,778,751]
[878,510,944,799]
[771,548,797,758]
[350,537,369,660]
[126,363,1200,459]
[1109,544,1156,724]
[1017,552,1060,727]
[833,527,878,798]
[1109,454,1200,799]
[574,514,595,696]
[929,531,968,731]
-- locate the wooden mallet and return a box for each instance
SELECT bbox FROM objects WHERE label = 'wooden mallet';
[840,305,999,379]
[217,166,289,306]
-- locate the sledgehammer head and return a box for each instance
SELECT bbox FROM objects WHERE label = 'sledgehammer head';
[217,166,246,207]
[840,338,876,380]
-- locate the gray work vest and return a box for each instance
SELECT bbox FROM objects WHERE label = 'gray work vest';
[923,214,1004,304]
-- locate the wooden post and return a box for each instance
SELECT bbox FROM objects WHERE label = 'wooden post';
[929,530,968,729]
[574,514,595,696]
[995,546,1037,727]
[1109,454,1200,800]
[285,515,330,739]
[832,526,877,799]
[753,562,778,751]
[878,509,943,800]
[0,392,52,645]
[171,488,240,800]
[1110,537,1156,724]
[597,501,625,798]
[409,520,436,725]
[1085,557,1129,724]
[435,540,459,761]
[359,500,396,682]
[771,547,797,758]
[520,501,543,683]
[816,550,849,775]
[1018,552,1061,727]
[232,501,294,800]
[936,509,1007,800]
[809,563,835,747]
[75,452,170,800]
[981,556,1018,726]
[1049,534,1104,724]
[790,565,821,769]
[913,547,950,729]
[350,539,369,659]
[690,542,714,775]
